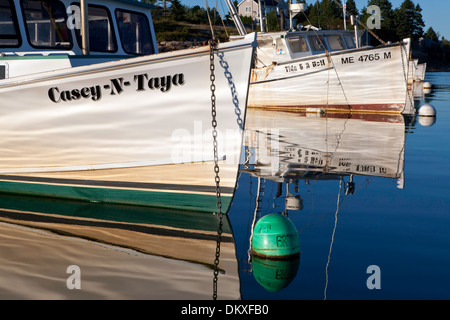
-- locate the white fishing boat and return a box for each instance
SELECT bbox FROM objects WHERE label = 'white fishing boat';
[248,30,412,114]
[0,0,257,213]
[408,59,427,84]
[225,0,414,114]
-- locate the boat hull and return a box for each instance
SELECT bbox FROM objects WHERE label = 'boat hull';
[249,41,412,114]
[0,35,256,213]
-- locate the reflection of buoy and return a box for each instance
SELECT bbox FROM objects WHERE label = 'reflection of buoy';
[419,116,436,127]
[251,214,300,260]
[419,104,436,117]
[252,257,300,292]
[418,104,436,127]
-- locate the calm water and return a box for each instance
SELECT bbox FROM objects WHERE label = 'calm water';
[229,72,450,300]
[0,72,448,300]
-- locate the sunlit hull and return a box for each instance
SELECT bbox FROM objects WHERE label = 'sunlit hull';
[249,40,412,114]
[0,34,257,213]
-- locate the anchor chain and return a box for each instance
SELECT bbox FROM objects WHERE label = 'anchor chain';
[210,39,223,301]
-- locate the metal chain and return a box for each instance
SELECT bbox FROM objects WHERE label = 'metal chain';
[210,39,223,301]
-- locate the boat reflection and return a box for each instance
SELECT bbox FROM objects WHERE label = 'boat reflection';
[242,108,407,188]
[228,108,411,297]
[0,194,239,299]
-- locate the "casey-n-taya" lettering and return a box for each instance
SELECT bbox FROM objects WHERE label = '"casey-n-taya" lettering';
[48,72,185,103]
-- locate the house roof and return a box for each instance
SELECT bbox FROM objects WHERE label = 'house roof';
[238,0,285,8]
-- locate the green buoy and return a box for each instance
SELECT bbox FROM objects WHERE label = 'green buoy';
[251,213,300,260]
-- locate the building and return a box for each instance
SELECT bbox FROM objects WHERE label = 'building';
[237,0,289,30]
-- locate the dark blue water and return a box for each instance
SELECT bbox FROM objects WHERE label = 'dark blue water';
[228,72,450,300]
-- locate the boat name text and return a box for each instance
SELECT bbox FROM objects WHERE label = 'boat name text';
[48,73,186,103]
[341,51,392,64]
[285,58,326,73]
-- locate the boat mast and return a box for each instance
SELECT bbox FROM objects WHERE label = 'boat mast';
[223,0,247,36]
[342,0,346,30]
[258,0,264,32]
[80,0,90,55]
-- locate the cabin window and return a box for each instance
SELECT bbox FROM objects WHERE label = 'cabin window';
[72,3,117,53]
[287,36,309,53]
[21,0,72,49]
[116,9,154,55]
[307,35,326,52]
[326,35,345,50]
[343,34,356,49]
[0,0,21,47]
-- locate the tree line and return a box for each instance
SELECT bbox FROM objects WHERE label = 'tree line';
[296,0,448,69]
[144,0,443,43]
[297,0,428,44]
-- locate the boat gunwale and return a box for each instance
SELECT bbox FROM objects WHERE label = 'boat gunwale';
[0,34,257,89]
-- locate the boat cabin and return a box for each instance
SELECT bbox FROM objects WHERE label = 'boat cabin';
[0,0,158,78]
[255,29,365,67]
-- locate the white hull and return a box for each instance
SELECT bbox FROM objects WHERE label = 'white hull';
[408,59,427,83]
[249,40,412,114]
[0,34,257,212]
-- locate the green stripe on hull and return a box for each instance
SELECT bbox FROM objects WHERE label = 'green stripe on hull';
[0,180,231,214]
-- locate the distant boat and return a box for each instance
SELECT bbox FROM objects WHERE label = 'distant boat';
[226,1,415,114]
[0,0,257,213]
[408,59,427,83]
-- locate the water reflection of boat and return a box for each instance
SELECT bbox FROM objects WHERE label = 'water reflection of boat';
[227,108,410,296]
[0,194,239,299]
[241,108,407,189]
[0,0,256,213]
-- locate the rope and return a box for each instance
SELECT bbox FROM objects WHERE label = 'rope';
[204,0,215,39]
[301,11,352,112]
[324,176,343,300]
[214,0,229,38]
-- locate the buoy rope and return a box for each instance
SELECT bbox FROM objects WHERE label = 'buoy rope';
[248,177,262,262]
[324,176,343,300]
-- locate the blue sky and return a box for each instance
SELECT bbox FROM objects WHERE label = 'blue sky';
[179,0,450,40]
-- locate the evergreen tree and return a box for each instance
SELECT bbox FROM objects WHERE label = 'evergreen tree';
[394,0,424,41]
[307,1,321,28]
[360,0,397,42]
[424,27,439,42]
[306,0,342,30]
[266,9,279,32]
[320,0,342,29]
[170,0,185,21]
[345,0,358,16]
